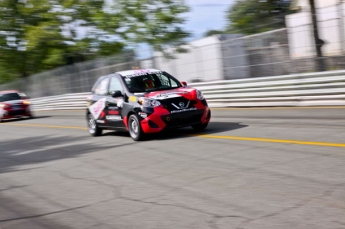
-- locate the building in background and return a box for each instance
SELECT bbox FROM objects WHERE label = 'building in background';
[150,29,290,83]
[152,35,241,83]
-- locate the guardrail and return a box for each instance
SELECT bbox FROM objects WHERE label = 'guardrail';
[30,70,345,111]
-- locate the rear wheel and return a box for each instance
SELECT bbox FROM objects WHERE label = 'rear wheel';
[128,114,145,141]
[192,122,208,131]
[87,113,103,136]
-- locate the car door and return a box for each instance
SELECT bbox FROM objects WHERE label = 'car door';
[104,76,126,129]
[88,76,110,126]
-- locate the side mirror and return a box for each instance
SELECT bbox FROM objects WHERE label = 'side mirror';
[111,90,123,98]
[181,81,187,86]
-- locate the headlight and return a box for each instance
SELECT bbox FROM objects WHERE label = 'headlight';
[23,100,31,105]
[138,98,161,108]
[196,90,204,100]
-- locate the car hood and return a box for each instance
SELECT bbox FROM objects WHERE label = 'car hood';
[142,87,196,101]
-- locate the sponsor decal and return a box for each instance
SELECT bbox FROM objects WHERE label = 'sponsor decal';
[106,115,121,120]
[116,98,124,108]
[96,120,105,124]
[138,112,147,118]
[89,98,106,119]
[148,90,190,100]
[124,69,163,78]
[170,107,197,114]
[129,96,137,102]
[108,110,119,115]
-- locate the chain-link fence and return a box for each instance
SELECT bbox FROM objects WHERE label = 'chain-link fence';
[0,53,143,98]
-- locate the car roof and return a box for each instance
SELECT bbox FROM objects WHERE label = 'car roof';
[116,69,162,77]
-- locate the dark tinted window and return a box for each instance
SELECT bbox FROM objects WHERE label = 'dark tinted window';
[0,93,21,102]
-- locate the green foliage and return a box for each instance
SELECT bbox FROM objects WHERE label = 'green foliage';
[109,0,191,55]
[227,0,292,35]
[0,0,190,83]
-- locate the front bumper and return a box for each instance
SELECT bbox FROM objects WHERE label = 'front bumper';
[140,108,211,134]
[0,107,31,120]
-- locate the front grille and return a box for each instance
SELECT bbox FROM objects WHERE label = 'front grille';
[8,109,26,116]
[160,97,197,112]
[161,110,204,127]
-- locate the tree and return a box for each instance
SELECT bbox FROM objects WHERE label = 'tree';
[0,0,190,83]
[226,0,292,35]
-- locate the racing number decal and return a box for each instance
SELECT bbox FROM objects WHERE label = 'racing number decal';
[89,98,106,119]
[129,96,137,102]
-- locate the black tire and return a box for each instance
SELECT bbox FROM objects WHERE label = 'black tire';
[87,113,103,137]
[28,110,34,119]
[192,122,208,131]
[128,114,145,141]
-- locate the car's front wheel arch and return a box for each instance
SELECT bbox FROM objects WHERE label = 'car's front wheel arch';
[128,113,145,141]
[87,112,103,137]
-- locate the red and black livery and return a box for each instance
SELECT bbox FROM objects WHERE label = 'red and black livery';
[86,69,211,141]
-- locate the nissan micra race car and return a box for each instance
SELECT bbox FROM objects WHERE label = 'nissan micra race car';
[86,69,211,141]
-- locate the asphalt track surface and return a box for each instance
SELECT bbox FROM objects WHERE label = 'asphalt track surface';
[0,107,345,229]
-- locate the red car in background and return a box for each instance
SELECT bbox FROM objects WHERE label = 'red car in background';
[0,90,33,122]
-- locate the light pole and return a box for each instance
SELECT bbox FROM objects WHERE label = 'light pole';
[309,0,326,71]
[338,0,345,55]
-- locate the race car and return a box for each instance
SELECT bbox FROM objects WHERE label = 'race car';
[86,69,211,141]
[0,90,33,122]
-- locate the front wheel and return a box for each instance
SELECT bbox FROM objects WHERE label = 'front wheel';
[28,110,34,119]
[128,114,145,141]
[192,122,208,131]
[87,113,103,137]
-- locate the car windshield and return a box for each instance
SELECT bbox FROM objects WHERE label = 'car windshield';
[121,71,182,93]
[0,93,21,102]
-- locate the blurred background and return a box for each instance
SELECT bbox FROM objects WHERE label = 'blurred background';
[0,0,343,98]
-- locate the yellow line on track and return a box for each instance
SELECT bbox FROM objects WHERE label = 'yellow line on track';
[191,134,345,148]
[2,123,345,148]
